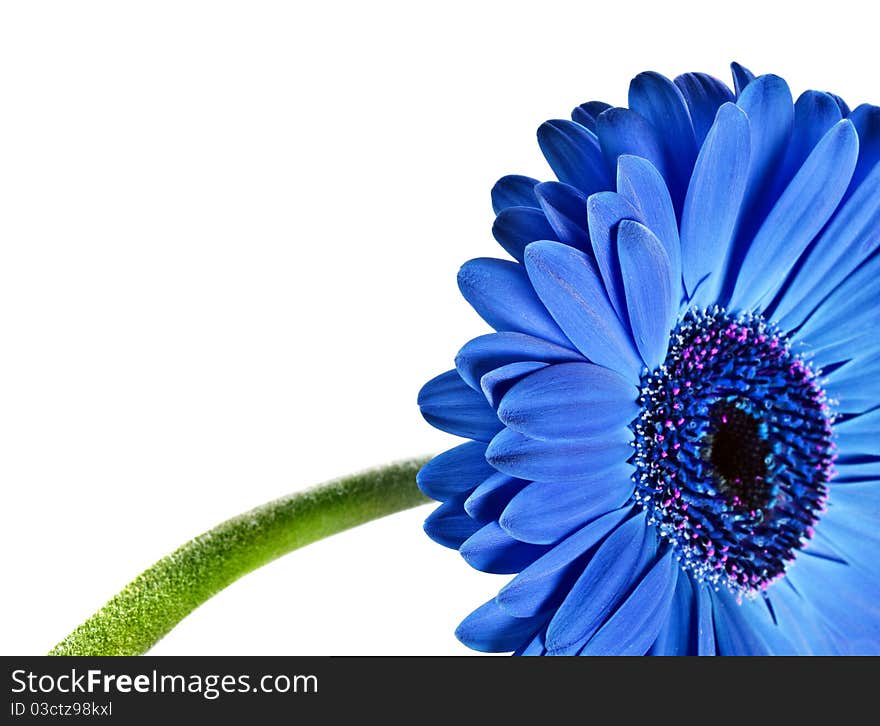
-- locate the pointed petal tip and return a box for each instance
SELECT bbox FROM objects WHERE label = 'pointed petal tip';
[731,62,756,96]
[630,69,673,87]
[454,598,542,653]
[536,119,610,196]
[572,100,612,131]
[423,501,480,550]
[615,152,659,176]
[490,174,541,215]
[522,238,557,265]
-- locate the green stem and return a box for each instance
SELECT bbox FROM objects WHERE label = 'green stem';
[49,458,431,656]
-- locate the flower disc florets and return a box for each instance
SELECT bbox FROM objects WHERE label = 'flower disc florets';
[632,308,834,595]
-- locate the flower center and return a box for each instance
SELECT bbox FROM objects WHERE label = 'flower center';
[706,402,773,510]
[630,308,834,596]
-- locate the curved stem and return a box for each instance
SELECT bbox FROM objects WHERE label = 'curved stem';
[49,458,431,656]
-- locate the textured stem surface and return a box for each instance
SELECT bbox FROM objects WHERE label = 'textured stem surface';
[49,458,431,656]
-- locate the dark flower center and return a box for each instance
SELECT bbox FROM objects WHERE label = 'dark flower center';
[706,402,773,510]
[631,308,834,596]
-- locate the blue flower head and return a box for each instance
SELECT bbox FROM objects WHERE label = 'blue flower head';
[417,63,880,655]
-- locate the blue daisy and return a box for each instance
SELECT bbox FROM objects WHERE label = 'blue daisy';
[417,63,880,655]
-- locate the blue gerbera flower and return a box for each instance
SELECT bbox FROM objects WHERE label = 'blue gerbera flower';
[417,63,880,655]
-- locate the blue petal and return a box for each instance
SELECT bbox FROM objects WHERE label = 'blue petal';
[457,257,571,347]
[424,497,481,549]
[537,119,611,196]
[674,72,735,144]
[834,458,880,482]
[741,593,801,654]
[648,570,697,655]
[496,507,634,618]
[725,74,794,295]
[820,495,880,564]
[545,511,650,654]
[802,529,849,566]
[847,104,880,197]
[491,174,541,214]
[772,160,880,330]
[492,206,558,262]
[572,101,612,132]
[497,362,639,441]
[679,102,751,305]
[730,62,755,97]
[784,554,880,653]
[732,588,804,655]
[615,155,681,300]
[480,361,549,408]
[534,181,591,251]
[499,462,635,544]
[460,521,551,574]
[586,191,642,322]
[834,456,880,484]
[628,71,697,211]
[617,220,675,369]
[455,598,545,653]
[486,426,633,483]
[416,441,494,501]
[463,472,528,524]
[835,408,880,455]
[514,630,547,656]
[455,331,582,392]
[729,119,859,312]
[830,93,850,117]
[710,590,773,655]
[697,583,716,655]
[823,354,880,414]
[814,495,880,577]
[793,252,880,366]
[595,107,667,179]
[418,370,502,442]
[804,341,880,380]
[735,73,794,180]
[524,240,642,379]
[580,547,677,656]
[768,583,845,655]
[774,91,843,196]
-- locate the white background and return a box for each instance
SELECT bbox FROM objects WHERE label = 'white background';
[1,1,876,655]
